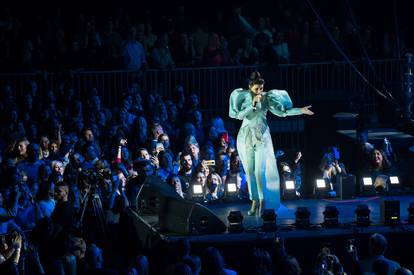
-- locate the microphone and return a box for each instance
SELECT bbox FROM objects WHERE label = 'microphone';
[253,93,262,111]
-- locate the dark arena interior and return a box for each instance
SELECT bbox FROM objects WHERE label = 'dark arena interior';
[1,2,414,274]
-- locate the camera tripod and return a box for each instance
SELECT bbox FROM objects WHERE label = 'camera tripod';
[79,187,108,244]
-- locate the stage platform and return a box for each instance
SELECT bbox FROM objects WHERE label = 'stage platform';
[131,195,414,274]
[141,195,414,241]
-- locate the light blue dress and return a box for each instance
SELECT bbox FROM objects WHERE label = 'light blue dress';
[229,89,303,210]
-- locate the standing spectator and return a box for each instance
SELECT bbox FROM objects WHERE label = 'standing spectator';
[122,27,147,71]
[102,20,123,69]
[358,233,401,275]
[151,33,175,69]
[202,33,230,67]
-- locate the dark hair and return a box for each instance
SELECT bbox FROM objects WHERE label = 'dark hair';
[249,71,265,86]
[369,233,388,256]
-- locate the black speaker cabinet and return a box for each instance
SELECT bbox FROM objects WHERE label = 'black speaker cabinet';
[159,198,227,235]
[136,175,183,214]
[380,200,400,225]
[337,174,355,200]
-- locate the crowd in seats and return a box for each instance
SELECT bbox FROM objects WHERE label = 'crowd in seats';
[0,72,411,273]
[0,2,411,73]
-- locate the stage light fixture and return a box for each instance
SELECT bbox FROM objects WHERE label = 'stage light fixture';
[323,205,339,228]
[224,180,241,202]
[363,177,373,186]
[389,176,399,185]
[387,175,401,195]
[361,177,375,196]
[193,184,203,194]
[226,183,237,193]
[316,179,326,188]
[261,209,277,231]
[282,180,297,200]
[190,184,205,202]
[295,207,311,228]
[355,204,371,226]
[227,210,244,233]
[285,180,295,190]
[408,203,414,224]
[314,179,329,198]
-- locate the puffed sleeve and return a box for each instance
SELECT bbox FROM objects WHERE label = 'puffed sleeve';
[229,88,254,120]
[266,89,303,117]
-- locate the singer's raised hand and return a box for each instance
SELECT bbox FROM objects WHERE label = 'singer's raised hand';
[301,105,314,115]
[252,94,262,109]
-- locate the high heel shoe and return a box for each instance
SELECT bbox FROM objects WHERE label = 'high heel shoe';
[258,199,265,217]
[247,200,258,216]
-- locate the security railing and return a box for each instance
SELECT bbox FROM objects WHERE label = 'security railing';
[0,59,403,117]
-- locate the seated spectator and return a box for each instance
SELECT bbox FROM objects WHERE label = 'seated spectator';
[369,148,397,193]
[227,152,247,198]
[205,172,224,201]
[319,147,347,197]
[167,175,184,199]
[178,153,193,194]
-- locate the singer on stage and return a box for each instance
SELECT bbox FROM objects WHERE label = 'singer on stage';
[229,71,314,215]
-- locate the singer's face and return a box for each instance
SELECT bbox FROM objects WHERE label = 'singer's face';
[249,84,264,95]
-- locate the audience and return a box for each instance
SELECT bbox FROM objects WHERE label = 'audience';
[1,4,411,73]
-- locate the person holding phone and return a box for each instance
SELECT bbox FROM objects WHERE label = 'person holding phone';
[229,71,313,215]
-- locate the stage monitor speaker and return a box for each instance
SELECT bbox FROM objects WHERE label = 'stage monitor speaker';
[136,175,183,214]
[337,174,355,200]
[159,198,227,235]
[380,200,400,225]
[119,208,164,252]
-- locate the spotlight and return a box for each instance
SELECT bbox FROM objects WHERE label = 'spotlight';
[224,180,240,202]
[261,209,277,231]
[226,183,237,193]
[362,177,373,186]
[282,180,297,200]
[355,204,371,226]
[389,176,399,185]
[323,205,339,228]
[361,177,375,196]
[316,179,326,188]
[295,207,311,228]
[285,180,295,190]
[227,211,244,233]
[387,176,401,195]
[193,184,203,194]
[408,203,414,224]
[190,184,205,202]
[314,179,329,198]
[381,200,400,225]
